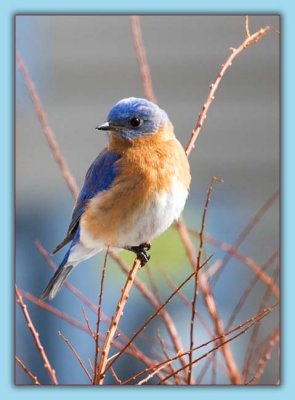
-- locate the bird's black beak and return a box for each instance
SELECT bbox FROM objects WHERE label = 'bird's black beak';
[96,122,112,131]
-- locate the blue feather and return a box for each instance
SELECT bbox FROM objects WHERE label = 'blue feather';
[70,150,121,231]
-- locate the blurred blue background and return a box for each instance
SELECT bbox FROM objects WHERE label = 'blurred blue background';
[15,15,279,385]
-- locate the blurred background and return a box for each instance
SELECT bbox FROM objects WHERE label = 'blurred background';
[15,15,280,385]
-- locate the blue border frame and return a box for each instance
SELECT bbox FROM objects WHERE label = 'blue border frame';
[1,0,293,398]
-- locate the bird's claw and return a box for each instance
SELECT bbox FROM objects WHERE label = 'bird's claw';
[126,243,151,267]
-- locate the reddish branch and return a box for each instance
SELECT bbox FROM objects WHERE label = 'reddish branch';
[226,250,279,329]
[159,304,276,384]
[189,230,280,298]
[16,52,79,199]
[58,331,92,381]
[94,258,142,384]
[130,16,157,103]
[121,304,276,385]
[246,328,279,384]
[102,256,213,380]
[93,248,109,383]
[188,176,219,384]
[15,286,58,385]
[111,251,188,373]
[158,264,214,338]
[20,289,90,334]
[177,221,242,384]
[211,190,279,285]
[35,241,168,379]
[243,266,280,380]
[15,356,40,385]
[185,24,270,156]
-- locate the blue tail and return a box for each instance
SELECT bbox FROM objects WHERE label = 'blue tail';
[40,250,73,301]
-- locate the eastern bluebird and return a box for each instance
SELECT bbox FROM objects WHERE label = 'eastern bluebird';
[41,97,191,300]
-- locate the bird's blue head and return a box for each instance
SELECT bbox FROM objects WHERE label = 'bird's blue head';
[96,97,169,141]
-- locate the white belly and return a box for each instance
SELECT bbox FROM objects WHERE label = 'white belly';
[116,178,189,247]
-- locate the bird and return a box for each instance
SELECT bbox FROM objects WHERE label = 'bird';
[40,97,191,300]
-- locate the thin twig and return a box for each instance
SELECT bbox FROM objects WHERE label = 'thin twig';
[58,331,92,381]
[129,16,157,103]
[226,250,279,329]
[16,52,79,199]
[111,251,188,373]
[93,248,109,383]
[188,230,279,298]
[94,258,142,384]
[82,307,96,339]
[20,289,90,335]
[156,330,180,384]
[15,286,58,385]
[188,176,219,384]
[243,266,280,380]
[245,16,251,38]
[246,328,279,384]
[110,366,122,384]
[159,304,276,384]
[15,356,41,385]
[137,358,174,385]
[195,251,279,382]
[185,24,270,156]
[35,241,166,379]
[158,264,214,337]
[177,221,242,384]
[211,190,279,285]
[103,256,213,379]
[122,304,276,385]
[145,266,161,304]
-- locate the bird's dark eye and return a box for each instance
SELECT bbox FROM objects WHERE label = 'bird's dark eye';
[130,117,142,127]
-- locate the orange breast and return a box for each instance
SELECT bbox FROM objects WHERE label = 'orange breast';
[81,124,191,246]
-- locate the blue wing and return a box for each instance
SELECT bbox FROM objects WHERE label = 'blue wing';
[52,149,121,254]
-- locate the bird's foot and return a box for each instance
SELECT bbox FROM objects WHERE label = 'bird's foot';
[126,243,151,267]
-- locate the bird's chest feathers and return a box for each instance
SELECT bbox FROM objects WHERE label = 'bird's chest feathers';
[121,176,188,245]
[82,137,190,247]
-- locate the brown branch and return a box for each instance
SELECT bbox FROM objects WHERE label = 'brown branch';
[226,250,279,330]
[111,251,188,373]
[15,286,58,385]
[20,289,90,334]
[158,264,214,337]
[21,287,164,377]
[243,266,280,380]
[246,328,279,384]
[94,258,142,384]
[137,358,174,385]
[188,176,219,384]
[58,331,92,381]
[93,248,109,383]
[16,52,79,199]
[82,307,96,339]
[211,190,279,285]
[185,24,270,156]
[156,330,180,384]
[35,241,166,379]
[245,16,251,38]
[159,304,276,384]
[122,304,276,385]
[176,220,242,384]
[110,366,122,384]
[195,251,278,382]
[145,266,161,304]
[188,230,280,298]
[103,255,213,380]
[15,356,41,385]
[129,16,157,103]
